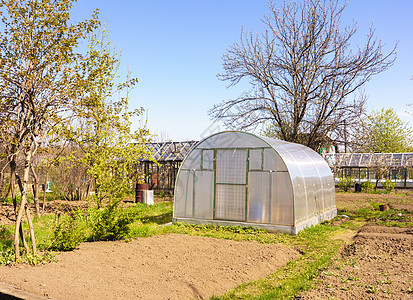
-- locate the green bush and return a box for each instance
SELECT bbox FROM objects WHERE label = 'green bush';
[0,248,14,265]
[90,202,133,241]
[362,181,375,193]
[382,179,395,193]
[338,177,354,192]
[50,212,85,251]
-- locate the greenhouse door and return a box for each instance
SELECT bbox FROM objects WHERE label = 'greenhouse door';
[214,149,247,221]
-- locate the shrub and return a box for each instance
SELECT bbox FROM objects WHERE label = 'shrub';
[90,202,133,241]
[50,212,85,251]
[338,177,354,192]
[382,179,395,193]
[362,181,375,193]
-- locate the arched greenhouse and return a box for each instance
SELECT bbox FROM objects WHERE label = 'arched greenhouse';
[173,131,336,235]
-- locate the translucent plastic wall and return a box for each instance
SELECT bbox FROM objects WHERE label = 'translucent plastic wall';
[174,131,335,229]
[261,138,335,226]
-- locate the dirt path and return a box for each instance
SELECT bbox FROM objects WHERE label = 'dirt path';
[0,234,299,299]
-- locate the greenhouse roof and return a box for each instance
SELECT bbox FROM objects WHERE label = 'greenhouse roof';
[324,153,413,168]
[142,141,198,162]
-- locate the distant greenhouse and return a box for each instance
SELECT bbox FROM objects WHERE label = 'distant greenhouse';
[324,153,413,188]
[173,131,336,235]
[137,141,198,191]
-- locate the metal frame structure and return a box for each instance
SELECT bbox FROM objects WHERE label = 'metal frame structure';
[137,141,198,191]
[173,131,336,235]
[324,153,413,188]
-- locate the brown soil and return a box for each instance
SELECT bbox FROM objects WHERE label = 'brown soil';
[0,200,92,226]
[0,234,299,299]
[1,192,412,299]
[299,224,413,299]
[335,190,413,213]
[298,192,413,299]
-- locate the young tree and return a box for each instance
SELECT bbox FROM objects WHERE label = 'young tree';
[210,0,396,150]
[354,108,413,153]
[0,0,99,260]
[63,28,152,208]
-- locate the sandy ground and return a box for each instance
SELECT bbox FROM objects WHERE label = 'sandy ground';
[298,224,413,299]
[296,192,413,299]
[0,234,299,300]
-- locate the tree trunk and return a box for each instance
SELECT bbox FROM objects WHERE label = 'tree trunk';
[30,164,40,217]
[42,172,48,212]
[14,148,36,260]
[1,182,11,204]
[0,169,4,202]
[9,158,30,253]
[10,157,17,215]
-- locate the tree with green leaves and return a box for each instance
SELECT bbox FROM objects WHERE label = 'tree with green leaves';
[0,0,100,260]
[63,28,152,209]
[210,0,396,150]
[354,108,413,153]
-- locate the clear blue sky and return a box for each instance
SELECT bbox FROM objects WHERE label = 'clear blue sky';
[71,0,413,141]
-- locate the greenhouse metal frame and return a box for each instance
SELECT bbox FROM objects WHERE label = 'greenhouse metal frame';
[324,153,413,188]
[173,131,336,235]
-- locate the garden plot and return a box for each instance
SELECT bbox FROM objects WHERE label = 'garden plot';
[0,234,299,300]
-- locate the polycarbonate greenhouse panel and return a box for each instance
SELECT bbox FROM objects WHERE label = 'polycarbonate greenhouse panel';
[174,170,193,217]
[272,172,293,225]
[198,131,268,149]
[173,131,336,235]
[249,149,262,170]
[202,150,214,170]
[193,171,214,219]
[263,148,277,171]
[180,148,201,170]
[216,149,247,184]
[248,172,270,223]
[215,184,246,221]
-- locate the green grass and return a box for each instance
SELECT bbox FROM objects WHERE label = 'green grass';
[340,204,413,228]
[209,225,346,299]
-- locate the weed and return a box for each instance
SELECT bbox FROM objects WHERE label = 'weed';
[90,202,134,241]
[382,180,396,193]
[362,181,375,193]
[338,177,354,192]
[49,212,85,251]
[348,275,360,281]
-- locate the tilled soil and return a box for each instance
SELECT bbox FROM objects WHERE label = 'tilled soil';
[0,234,299,300]
[299,224,413,299]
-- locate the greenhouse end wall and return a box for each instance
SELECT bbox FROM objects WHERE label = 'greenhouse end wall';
[173,131,336,235]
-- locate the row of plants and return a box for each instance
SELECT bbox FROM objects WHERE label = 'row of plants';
[338,177,396,193]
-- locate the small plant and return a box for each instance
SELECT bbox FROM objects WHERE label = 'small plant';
[90,201,133,241]
[362,181,375,193]
[22,252,56,266]
[382,179,395,193]
[367,285,377,294]
[0,248,15,265]
[338,177,354,192]
[50,212,85,251]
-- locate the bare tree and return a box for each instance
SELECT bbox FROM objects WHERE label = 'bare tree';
[210,0,396,150]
